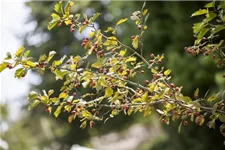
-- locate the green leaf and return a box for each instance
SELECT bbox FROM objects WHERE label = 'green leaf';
[5,52,12,60]
[205,2,214,8]
[15,68,24,78]
[26,61,35,67]
[191,9,207,17]
[207,94,217,101]
[132,36,138,49]
[197,28,210,39]
[164,69,171,76]
[51,13,60,20]
[54,0,63,14]
[194,88,199,98]
[204,13,216,23]
[15,46,25,57]
[47,51,57,62]
[47,20,58,30]
[64,1,74,16]
[0,63,7,73]
[212,25,225,35]
[116,18,128,26]
[54,104,63,118]
[54,69,64,80]
[105,87,113,98]
[89,13,101,22]
[219,114,225,123]
[141,91,148,101]
[23,50,31,57]
[28,91,39,101]
[28,100,40,111]
[125,57,136,62]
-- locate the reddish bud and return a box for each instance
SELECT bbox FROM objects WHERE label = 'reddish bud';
[57,22,62,27]
[183,121,188,125]
[157,60,162,63]
[81,42,86,47]
[70,28,75,32]
[119,68,123,73]
[92,109,96,113]
[145,80,150,85]
[85,20,89,24]
[95,111,99,115]
[122,105,129,110]
[82,22,87,25]
[72,92,76,97]
[66,61,70,64]
[150,54,155,58]
[140,70,145,74]
[131,36,136,40]
[90,121,95,128]
[170,83,175,88]
[138,25,142,30]
[99,68,103,73]
[92,82,96,87]
[161,119,166,123]
[222,75,225,78]
[68,22,72,26]
[149,60,154,64]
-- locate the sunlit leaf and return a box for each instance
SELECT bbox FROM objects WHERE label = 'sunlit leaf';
[105,87,113,98]
[116,18,128,26]
[191,9,207,17]
[15,46,25,57]
[164,69,171,76]
[54,0,63,14]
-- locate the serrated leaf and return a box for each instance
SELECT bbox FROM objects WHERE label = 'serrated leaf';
[164,69,171,76]
[47,20,58,30]
[191,9,207,17]
[51,13,60,20]
[15,46,25,57]
[105,87,113,98]
[194,88,199,98]
[205,2,214,8]
[28,91,39,101]
[89,13,101,22]
[54,1,63,14]
[54,70,64,80]
[116,18,128,26]
[64,1,74,16]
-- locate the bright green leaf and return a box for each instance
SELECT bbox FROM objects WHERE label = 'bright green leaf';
[116,18,128,26]
[191,9,207,17]
[105,87,113,98]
